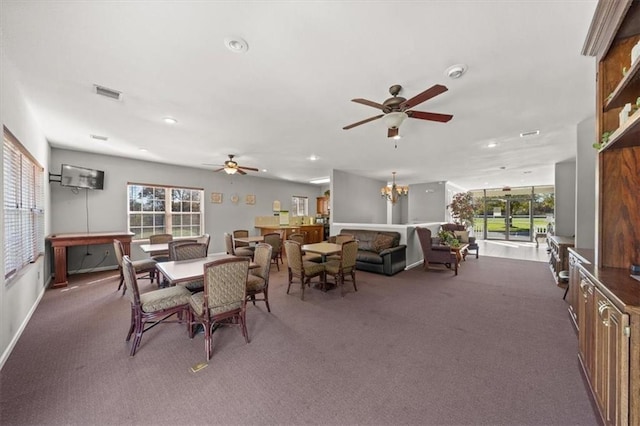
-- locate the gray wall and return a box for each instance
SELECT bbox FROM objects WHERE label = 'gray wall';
[555,161,577,237]
[407,182,447,223]
[50,149,323,269]
[331,169,386,224]
[575,116,596,249]
[1,52,51,368]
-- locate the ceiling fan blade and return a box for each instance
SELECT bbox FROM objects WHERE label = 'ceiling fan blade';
[238,166,259,172]
[237,169,247,175]
[400,84,448,110]
[212,167,225,172]
[351,98,386,110]
[407,110,453,123]
[343,114,384,130]
[388,128,399,138]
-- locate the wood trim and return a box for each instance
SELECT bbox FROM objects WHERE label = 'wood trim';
[582,0,633,60]
[126,181,204,191]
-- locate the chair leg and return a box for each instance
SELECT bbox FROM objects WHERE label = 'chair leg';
[352,270,357,292]
[126,305,135,342]
[264,289,271,313]
[130,315,144,357]
[240,311,249,343]
[286,269,293,294]
[204,318,213,360]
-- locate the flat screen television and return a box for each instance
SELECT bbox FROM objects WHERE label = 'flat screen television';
[60,164,105,190]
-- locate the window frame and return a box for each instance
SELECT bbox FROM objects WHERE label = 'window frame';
[3,126,45,281]
[127,182,204,241]
[291,195,309,217]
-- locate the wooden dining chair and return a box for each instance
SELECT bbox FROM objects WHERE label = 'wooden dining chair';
[283,240,325,300]
[188,257,250,361]
[122,255,191,356]
[246,243,273,312]
[263,232,283,270]
[113,239,157,295]
[169,242,208,292]
[324,240,358,296]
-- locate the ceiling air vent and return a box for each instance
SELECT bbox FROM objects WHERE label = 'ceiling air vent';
[94,84,122,100]
[90,134,108,141]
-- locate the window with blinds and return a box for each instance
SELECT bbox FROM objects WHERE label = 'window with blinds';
[3,127,45,280]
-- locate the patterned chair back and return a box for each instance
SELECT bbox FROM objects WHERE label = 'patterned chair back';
[171,242,207,261]
[122,255,142,306]
[224,232,235,255]
[113,239,125,267]
[263,232,282,259]
[335,234,355,245]
[203,257,249,314]
[288,233,305,245]
[196,233,211,253]
[167,239,198,260]
[233,230,250,248]
[340,240,359,270]
[149,233,173,244]
[283,240,303,274]
[251,243,273,281]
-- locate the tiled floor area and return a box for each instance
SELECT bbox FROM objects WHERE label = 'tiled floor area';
[475,239,550,263]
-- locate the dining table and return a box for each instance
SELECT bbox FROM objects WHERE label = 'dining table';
[233,236,265,244]
[300,242,342,262]
[156,254,258,286]
[139,243,170,256]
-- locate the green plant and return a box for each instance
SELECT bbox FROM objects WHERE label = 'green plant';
[593,130,612,150]
[437,229,459,246]
[447,192,475,227]
[324,189,330,198]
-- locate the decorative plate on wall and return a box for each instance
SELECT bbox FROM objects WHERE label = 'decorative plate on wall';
[230,193,240,204]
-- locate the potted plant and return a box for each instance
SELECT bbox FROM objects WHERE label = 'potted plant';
[447,192,475,228]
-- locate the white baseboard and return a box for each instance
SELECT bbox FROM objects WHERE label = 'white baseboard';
[405,260,424,270]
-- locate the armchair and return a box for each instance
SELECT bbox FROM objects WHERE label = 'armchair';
[440,223,479,259]
[416,227,458,275]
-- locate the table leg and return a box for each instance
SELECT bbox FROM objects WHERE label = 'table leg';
[52,246,68,288]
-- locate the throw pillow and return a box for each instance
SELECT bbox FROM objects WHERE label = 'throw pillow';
[372,234,395,253]
[453,230,469,243]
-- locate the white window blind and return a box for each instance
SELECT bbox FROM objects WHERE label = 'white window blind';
[3,128,45,280]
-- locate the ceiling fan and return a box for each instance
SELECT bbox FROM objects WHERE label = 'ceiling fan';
[210,155,259,175]
[343,84,453,138]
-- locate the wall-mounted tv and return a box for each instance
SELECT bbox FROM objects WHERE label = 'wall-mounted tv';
[60,164,105,190]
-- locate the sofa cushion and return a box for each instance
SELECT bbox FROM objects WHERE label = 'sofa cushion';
[356,250,383,264]
[373,234,395,253]
[453,230,469,243]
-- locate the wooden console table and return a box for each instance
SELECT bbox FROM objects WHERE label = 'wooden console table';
[47,231,134,288]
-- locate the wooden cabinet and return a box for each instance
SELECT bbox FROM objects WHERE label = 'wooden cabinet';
[573,3,640,424]
[548,236,574,284]
[302,225,323,244]
[316,197,329,216]
[574,263,634,426]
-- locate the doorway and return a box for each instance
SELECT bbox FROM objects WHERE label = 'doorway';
[471,186,554,243]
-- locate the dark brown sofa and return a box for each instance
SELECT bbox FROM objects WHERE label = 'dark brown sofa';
[336,229,406,276]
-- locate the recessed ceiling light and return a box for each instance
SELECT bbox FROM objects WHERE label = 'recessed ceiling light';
[392,135,402,141]
[224,36,249,53]
[487,141,497,148]
[310,177,330,184]
[309,155,319,161]
[520,130,540,138]
[139,148,148,152]
[261,169,267,173]
[445,64,468,79]
[163,117,178,124]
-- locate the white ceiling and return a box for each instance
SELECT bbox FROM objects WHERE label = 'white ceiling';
[1,1,597,190]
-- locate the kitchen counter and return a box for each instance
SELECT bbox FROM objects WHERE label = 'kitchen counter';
[255,224,324,244]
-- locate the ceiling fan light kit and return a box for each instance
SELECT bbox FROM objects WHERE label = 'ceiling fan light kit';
[211,154,259,176]
[343,83,453,138]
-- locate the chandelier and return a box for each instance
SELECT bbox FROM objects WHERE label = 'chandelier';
[381,172,409,204]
